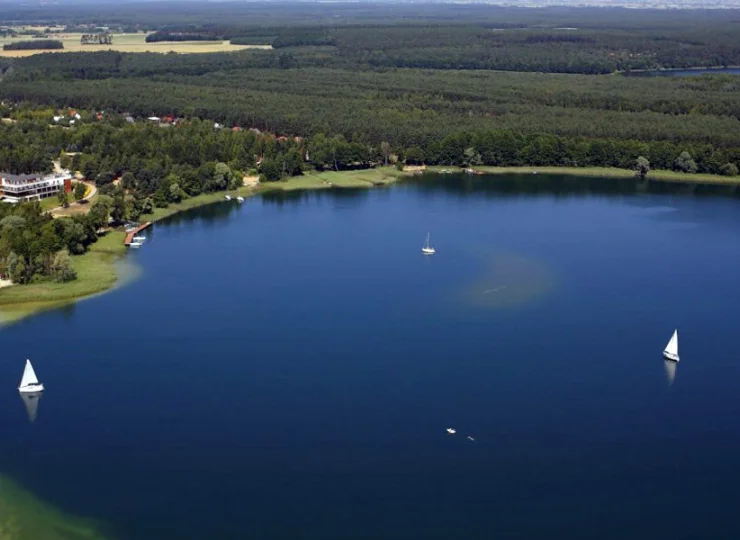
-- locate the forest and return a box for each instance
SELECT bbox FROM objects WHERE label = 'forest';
[3,39,63,51]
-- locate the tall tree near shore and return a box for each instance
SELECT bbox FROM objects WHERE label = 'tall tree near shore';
[634,156,650,180]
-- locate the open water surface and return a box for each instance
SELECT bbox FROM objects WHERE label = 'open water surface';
[2,173,740,539]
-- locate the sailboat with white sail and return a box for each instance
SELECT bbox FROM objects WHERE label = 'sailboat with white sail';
[663,329,679,362]
[18,359,44,393]
[421,233,435,255]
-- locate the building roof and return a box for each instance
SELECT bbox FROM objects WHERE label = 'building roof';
[0,172,40,182]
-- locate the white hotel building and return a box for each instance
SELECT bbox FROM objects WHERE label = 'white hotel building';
[0,172,72,203]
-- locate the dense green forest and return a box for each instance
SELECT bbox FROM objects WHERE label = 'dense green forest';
[2,50,739,172]
[2,39,63,51]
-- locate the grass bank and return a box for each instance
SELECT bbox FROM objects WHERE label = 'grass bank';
[0,473,110,540]
[439,165,740,185]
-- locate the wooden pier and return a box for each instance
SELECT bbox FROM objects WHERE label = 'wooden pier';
[124,222,153,246]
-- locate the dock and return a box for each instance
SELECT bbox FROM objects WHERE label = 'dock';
[124,222,152,246]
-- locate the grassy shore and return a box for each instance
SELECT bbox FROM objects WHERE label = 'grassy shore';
[0,231,127,325]
[441,165,740,185]
[0,474,110,540]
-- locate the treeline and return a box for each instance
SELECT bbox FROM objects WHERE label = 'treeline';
[3,40,63,51]
[80,33,112,45]
[146,31,221,43]
[272,30,335,48]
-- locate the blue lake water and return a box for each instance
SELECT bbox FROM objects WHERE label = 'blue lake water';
[2,174,740,539]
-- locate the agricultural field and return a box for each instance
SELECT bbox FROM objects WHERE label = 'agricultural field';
[0,31,271,57]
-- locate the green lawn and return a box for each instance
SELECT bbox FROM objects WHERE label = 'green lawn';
[0,474,110,540]
[262,167,407,191]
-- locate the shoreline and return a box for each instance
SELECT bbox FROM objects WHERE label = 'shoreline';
[443,166,740,185]
[0,164,736,326]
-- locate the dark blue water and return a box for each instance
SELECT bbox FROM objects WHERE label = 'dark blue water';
[2,174,740,539]
[625,67,740,77]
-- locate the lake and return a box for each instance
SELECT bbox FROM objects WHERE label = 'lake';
[2,173,740,539]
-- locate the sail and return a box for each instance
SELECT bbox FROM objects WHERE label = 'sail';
[423,233,431,249]
[19,359,39,388]
[20,391,40,423]
[664,330,678,356]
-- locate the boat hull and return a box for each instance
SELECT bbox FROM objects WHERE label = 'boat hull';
[422,248,435,255]
[663,351,680,362]
[19,383,44,393]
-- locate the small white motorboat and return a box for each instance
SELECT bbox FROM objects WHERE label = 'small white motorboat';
[132,236,146,242]
[128,241,142,248]
[422,233,436,255]
[663,329,679,362]
[18,359,44,393]
[225,195,232,201]
[236,196,245,202]
[467,436,476,442]
[446,428,456,435]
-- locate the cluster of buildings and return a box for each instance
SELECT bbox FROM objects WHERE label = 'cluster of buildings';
[0,172,73,204]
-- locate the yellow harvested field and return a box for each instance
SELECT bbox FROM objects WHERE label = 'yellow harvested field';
[0,32,271,57]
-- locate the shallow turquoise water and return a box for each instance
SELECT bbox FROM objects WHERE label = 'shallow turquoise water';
[2,174,740,539]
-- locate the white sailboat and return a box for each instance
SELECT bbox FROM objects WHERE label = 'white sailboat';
[663,329,679,362]
[422,233,436,255]
[18,359,44,393]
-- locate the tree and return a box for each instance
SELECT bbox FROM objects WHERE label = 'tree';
[720,163,739,177]
[7,252,28,284]
[380,141,391,166]
[88,195,113,229]
[259,158,282,182]
[120,171,136,190]
[634,156,650,180]
[110,190,127,224]
[212,162,233,191]
[73,182,86,202]
[168,183,188,203]
[141,197,155,215]
[674,151,697,173]
[57,187,70,208]
[405,146,425,165]
[52,250,76,282]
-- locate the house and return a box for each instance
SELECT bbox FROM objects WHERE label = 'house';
[1,172,72,203]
